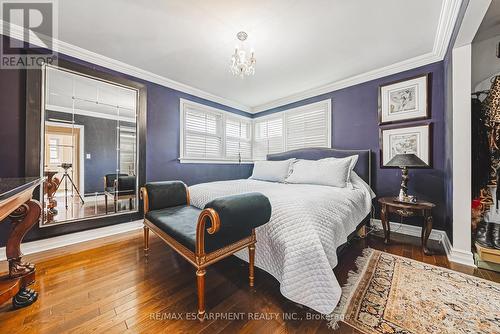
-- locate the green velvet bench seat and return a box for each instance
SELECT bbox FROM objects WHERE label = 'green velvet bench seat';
[140,181,271,317]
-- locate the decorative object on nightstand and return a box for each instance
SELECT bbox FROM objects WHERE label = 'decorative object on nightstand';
[378,197,436,255]
[385,153,428,204]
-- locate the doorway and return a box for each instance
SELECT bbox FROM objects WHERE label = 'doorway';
[44,123,84,195]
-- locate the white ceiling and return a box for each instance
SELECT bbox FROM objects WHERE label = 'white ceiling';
[49,0,450,112]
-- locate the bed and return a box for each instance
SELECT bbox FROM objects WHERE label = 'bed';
[189,148,374,314]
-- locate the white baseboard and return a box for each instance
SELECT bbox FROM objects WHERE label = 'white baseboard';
[371,218,448,242]
[448,248,475,267]
[370,219,475,267]
[0,220,143,261]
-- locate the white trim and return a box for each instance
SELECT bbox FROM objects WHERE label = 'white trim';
[45,121,85,197]
[0,220,142,261]
[448,248,476,267]
[179,158,253,164]
[283,99,332,149]
[46,104,136,123]
[371,219,447,243]
[454,0,491,48]
[452,44,473,266]
[445,1,491,270]
[432,0,464,59]
[252,99,332,159]
[252,53,441,113]
[179,98,253,163]
[251,0,462,113]
[371,219,474,267]
[0,1,461,114]
[0,20,251,113]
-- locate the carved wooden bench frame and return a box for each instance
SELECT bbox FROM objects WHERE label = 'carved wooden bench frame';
[140,186,256,317]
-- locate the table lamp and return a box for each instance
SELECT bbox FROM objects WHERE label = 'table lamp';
[386,153,428,203]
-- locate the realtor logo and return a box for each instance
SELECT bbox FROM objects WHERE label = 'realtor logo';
[1,0,58,69]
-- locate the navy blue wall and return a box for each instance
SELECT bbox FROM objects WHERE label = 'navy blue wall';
[0,32,453,240]
[0,34,252,246]
[0,65,26,178]
[255,62,448,233]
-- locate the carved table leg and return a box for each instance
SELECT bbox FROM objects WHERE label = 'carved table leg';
[4,199,41,309]
[381,204,390,244]
[7,200,41,278]
[422,212,433,256]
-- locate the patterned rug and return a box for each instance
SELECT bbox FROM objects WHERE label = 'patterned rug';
[330,249,500,333]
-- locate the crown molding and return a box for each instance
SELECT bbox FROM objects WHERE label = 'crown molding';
[251,0,462,113]
[1,0,462,115]
[0,20,252,113]
[251,52,442,113]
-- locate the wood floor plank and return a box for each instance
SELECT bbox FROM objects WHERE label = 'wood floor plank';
[0,229,497,334]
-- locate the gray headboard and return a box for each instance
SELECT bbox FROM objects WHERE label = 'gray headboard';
[267,147,372,186]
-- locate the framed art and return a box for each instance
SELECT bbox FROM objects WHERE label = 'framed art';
[378,74,430,125]
[380,123,432,168]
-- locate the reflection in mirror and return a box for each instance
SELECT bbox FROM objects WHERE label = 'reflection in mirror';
[42,66,138,225]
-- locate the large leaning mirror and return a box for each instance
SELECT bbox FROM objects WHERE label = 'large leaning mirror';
[41,65,139,225]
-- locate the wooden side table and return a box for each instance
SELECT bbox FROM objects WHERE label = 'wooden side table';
[378,197,436,255]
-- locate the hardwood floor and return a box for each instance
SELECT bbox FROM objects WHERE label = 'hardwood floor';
[0,228,498,334]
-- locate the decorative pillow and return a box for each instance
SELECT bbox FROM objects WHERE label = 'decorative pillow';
[285,155,359,188]
[250,159,295,182]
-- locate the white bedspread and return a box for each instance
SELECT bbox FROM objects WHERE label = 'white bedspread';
[188,176,374,314]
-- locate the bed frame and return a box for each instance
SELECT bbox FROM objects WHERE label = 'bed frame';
[267,147,373,252]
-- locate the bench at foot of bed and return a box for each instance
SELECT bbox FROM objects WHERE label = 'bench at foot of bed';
[140,181,271,317]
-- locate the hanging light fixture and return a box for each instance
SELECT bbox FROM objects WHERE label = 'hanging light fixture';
[230,31,256,78]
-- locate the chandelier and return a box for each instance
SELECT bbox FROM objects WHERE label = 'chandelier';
[230,31,256,77]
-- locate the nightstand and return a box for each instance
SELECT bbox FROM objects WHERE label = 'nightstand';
[378,197,436,255]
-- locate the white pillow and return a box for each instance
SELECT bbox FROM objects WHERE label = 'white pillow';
[250,159,295,182]
[285,155,358,188]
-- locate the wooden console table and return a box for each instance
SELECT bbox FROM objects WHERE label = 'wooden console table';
[0,177,43,309]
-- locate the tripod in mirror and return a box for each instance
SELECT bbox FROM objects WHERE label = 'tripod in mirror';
[56,163,84,209]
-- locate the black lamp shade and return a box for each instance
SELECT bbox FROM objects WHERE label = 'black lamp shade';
[386,153,427,168]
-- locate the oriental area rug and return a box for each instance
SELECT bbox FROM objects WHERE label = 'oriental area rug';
[330,249,500,334]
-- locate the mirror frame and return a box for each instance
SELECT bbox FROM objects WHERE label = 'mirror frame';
[25,58,147,240]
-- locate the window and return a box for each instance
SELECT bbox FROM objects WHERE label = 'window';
[180,98,331,163]
[180,99,252,163]
[285,100,331,151]
[49,138,60,163]
[253,116,284,160]
[181,101,223,160]
[252,99,331,160]
[225,116,252,161]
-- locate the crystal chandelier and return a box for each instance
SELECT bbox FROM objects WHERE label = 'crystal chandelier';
[230,31,256,77]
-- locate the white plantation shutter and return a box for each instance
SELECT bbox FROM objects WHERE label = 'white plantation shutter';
[253,116,284,160]
[285,101,330,150]
[182,104,223,159]
[180,99,331,162]
[225,117,252,160]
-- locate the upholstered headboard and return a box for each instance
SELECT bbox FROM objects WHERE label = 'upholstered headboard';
[267,148,372,186]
